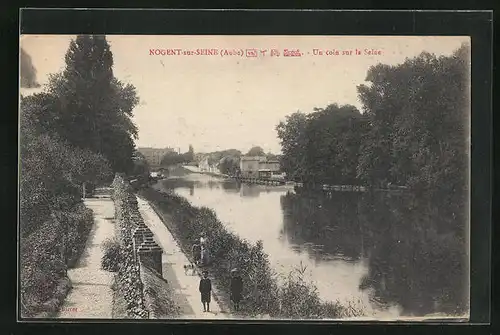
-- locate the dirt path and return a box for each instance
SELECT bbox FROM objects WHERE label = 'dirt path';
[136,196,233,319]
[57,193,116,318]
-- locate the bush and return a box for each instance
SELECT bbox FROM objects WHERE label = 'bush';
[101,238,121,272]
[60,204,94,268]
[20,202,95,318]
[20,218,67,317]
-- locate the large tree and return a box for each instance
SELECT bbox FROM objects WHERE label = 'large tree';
[246,146,265,157]
[276,112,308,181]
[357,43,470,191]
[304,104,366,185]
[20,94,112,236]
[45,35,139,173]
[276,105,366,185]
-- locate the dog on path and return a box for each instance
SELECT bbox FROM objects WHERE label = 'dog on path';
[184,263,197,276]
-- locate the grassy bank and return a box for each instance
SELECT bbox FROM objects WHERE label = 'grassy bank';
[141,265,181,318]
[139,186,364,319]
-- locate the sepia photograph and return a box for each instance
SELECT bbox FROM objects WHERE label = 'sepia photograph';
[19,34,470,321]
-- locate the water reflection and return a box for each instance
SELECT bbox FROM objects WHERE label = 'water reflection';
[157,174,468,318]
[281,190,468,317]
[162,176,290,198]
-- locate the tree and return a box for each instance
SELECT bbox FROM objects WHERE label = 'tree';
[20,96,112,236]
[276,105,365,185]
[356,43,470,191]
[131,151,151,180]
[45,35,140,174]
[20,48,40,88]
[185,144,195,162]
[276,112,308,181]
[246,146,265,157]
[304,104,366,185]
[19,35,136,316]
[160,152,183,166]
[218,155,241,175]
[204,149,242,168]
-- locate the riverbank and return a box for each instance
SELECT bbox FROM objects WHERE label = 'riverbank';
[138,186,365,320]
[136,197,231,319]
[182,165,226,178]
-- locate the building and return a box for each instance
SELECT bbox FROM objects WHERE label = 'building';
[240,156,264,178]
[137,147,176,166]
[261,160,280,172]
[199,156,219,173]
[240,156,281,179]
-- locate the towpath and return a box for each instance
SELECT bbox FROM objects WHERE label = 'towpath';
[136,196,232,319]
[57,189,116,318]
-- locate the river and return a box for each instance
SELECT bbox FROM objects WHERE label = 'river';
[155,172,469,319]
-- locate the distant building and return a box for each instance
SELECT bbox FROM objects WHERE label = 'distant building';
[137,147,175,166]
[261,160,280,172]
[240,156,280,178]
[199,156,219,173]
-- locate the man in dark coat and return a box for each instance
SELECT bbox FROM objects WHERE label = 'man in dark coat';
[230,268,243,311]
[199,270,212,312]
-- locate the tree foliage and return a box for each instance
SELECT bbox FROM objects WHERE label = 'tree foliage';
[131,151,151,179]
[277,43,469,192]
[20,48,40,88]
[20,34,140,315]
[218,155,241,175]
[246,146,265,157]
[160,145,196,166]
[356,43,469,191]
[20,94,112,236]
[44,35,140,173]
[276,105,367,185]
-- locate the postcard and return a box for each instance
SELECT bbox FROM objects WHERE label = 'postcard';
[19,34,470,321]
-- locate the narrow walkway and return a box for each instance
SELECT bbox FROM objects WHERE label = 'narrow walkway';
[136,196,232,319]
[57,192,116,318]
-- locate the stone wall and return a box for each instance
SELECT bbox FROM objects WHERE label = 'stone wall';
[111,174,164,319]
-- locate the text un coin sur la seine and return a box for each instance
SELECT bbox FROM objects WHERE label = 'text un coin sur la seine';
[312,48,382,56]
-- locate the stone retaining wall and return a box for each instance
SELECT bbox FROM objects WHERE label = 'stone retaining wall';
[111,174,164,319]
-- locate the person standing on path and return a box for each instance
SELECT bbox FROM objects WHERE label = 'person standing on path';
[192,242,201,265]
[200,245,210,266]
[199,270,212,312]
[230,268,243,312]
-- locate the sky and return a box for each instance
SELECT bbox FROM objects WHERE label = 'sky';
[19,35,469,154]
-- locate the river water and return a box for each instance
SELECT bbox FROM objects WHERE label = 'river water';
[156,173,469,319]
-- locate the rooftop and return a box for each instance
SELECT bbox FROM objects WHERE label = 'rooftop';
[240,156,266,161]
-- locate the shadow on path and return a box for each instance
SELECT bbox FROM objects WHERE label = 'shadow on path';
[162,260,196,316]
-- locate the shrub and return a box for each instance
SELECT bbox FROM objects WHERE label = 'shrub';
[101,238,121,272]
[60,204,94,268]
[20,218,67,317]
[20,200,98,317]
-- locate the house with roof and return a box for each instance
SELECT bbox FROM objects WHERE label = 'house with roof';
[240,156,281,179]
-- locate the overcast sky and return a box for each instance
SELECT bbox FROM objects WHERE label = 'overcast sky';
[20,35,468,154]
